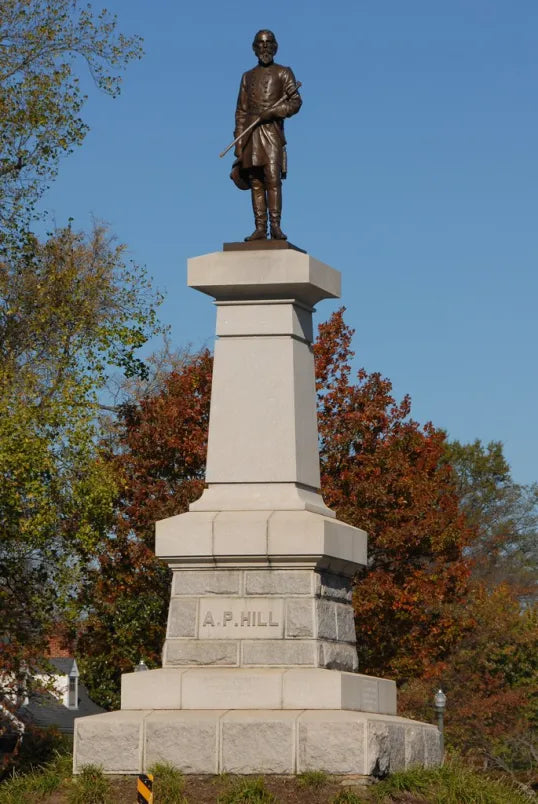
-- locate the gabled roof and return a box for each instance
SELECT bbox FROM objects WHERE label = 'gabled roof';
[18,657,104,734]
[48,657,76,675]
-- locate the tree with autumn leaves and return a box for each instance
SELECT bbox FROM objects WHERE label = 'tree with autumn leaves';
[77,349,212,708]
[314,311,537,777]
[314,310,473,684]
[78,309,536,776]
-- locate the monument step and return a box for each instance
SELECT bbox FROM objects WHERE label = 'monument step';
[73,708,441,776]
[120,667,396,715]
[156,509,367,574]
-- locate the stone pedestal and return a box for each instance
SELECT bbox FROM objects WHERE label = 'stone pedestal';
[73,249,441,776]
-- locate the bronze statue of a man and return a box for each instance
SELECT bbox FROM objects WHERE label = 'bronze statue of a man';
[232,30,302,241]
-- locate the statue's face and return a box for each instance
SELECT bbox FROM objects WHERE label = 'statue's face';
[254,33,277,65]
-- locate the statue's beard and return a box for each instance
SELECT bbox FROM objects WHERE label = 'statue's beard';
[258,51,274,65]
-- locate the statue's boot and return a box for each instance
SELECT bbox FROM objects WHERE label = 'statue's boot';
[245,180,267,241]
[267,183,287,240]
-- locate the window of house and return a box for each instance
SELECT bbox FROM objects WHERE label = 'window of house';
[68,675,78,709]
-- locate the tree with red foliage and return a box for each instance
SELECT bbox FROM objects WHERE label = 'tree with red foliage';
[314,309,473,683]
[399,584,537,776]
[78,349,212,708]
[76,310,537,775]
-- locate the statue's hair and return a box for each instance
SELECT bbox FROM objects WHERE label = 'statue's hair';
[253,29,278,48]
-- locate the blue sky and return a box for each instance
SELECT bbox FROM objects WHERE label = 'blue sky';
[38,1,538,484]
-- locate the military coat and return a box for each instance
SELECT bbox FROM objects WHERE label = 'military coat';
[234,63,301,170]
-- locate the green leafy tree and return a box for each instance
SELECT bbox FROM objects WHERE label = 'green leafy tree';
[445,440,538,598]
[0,223,162,704]
[0,0,142,229]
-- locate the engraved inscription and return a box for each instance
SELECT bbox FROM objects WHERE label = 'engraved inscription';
[198,598,284,639]
[361,679,379,712]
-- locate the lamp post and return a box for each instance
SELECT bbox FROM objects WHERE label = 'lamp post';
[434,688,446,760]
[134,659,149,672]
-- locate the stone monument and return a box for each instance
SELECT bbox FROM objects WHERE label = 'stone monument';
[73,29,441,778]
[73,245,441,776]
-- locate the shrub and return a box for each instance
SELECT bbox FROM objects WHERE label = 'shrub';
[4,724,71,777]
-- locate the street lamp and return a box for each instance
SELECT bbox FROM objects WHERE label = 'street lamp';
[434,688,447,759]
[134,659,149,672]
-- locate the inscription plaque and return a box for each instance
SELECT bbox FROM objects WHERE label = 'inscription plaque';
[198,598,284,639]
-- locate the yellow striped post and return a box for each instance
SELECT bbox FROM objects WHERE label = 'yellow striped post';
[137,772,154,803]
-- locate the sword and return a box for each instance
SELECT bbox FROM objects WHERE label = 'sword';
[219,81,302,159]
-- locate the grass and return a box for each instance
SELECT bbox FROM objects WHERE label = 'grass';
[369,756,534,804]
[0,751,72,803]
[148,761,188,803]
[332,790,368,803]
[217,775,277,803]
[297,769,330,789]
[68,764,112,803]
[0,748,534,803]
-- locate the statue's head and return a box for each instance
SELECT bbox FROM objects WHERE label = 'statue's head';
[253,30,278,65]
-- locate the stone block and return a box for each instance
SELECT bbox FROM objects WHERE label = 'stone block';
[187,249,341,308]
[358,677,379,713]
[283,669,343,709]
[266,510,367,575]
[241,640,316,666]
[190,482,333,517]
[213,511,269,556]
[245,569,312,596]
[424,725,442,767]
[172,570,241,596]
[319,641,358,672]
[285,599,314,638]
[145,711,221,774]
[340,673,370,713]
[316,599,338,640]
[180,669,282,709]
[378,679,398,715]
[155,511,215,559]
[221,711,296,774]
[336,603,356,643]
[164,640,239,667]
[404,724,426,768]
[205,336,321,489]
[389,724,406,772]
[319,571,353,602]
[167,598,197,638]
[367,721,406,776]
[121,669,183,710]
[119,667,396,715]
[297,711,365,774]
[216,300,313,341]
[73,711,147,774]
[74,707,441,775]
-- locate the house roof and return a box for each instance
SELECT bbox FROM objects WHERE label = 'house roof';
[48,657,75,675]
[18,657,105,733]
